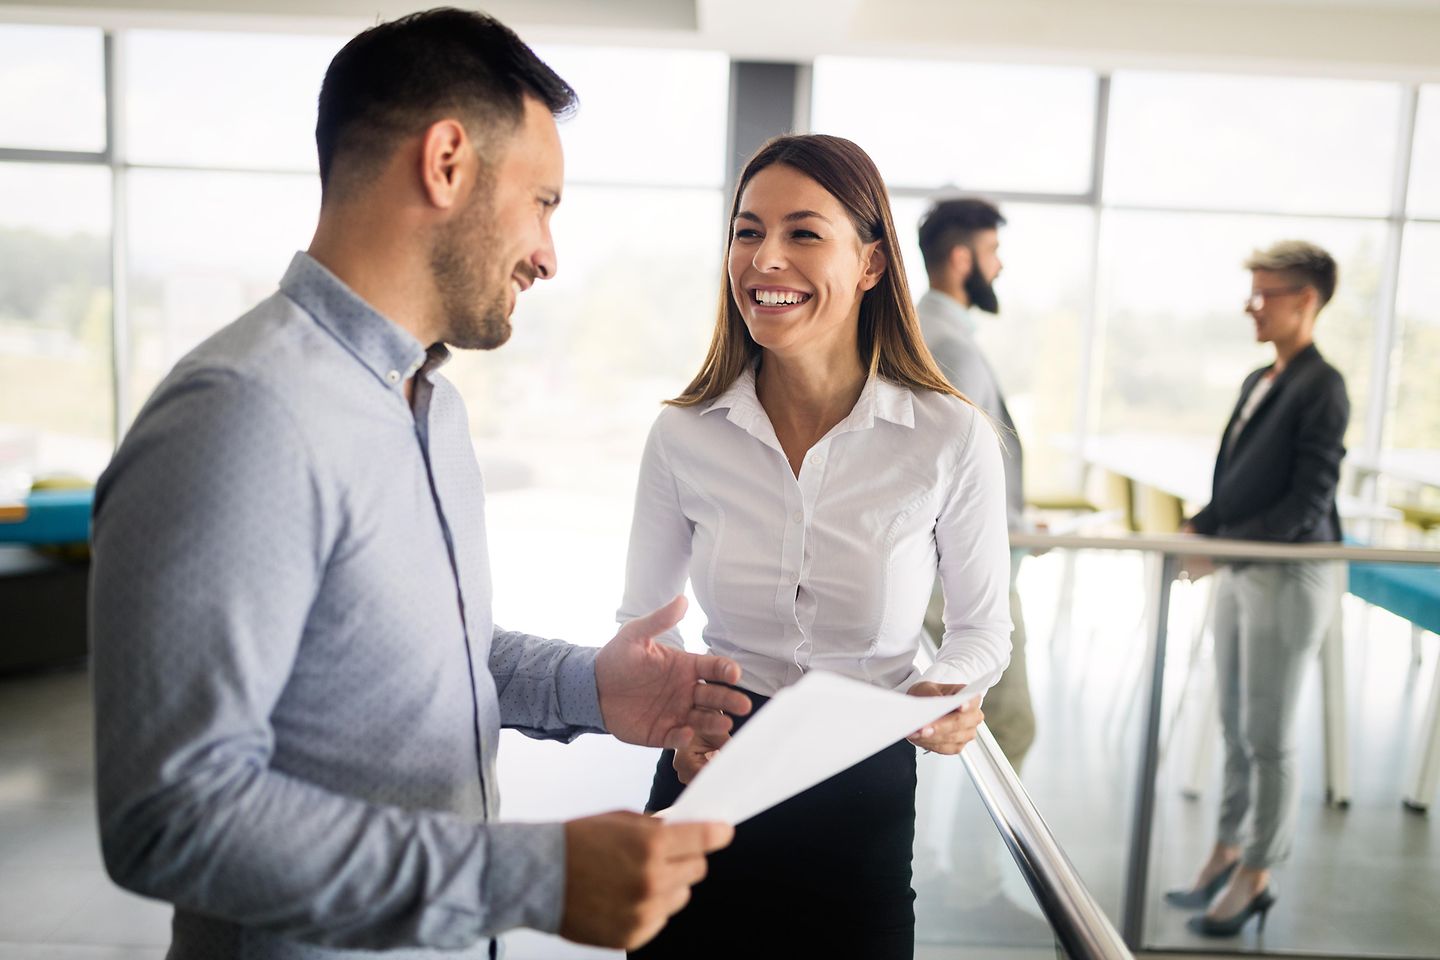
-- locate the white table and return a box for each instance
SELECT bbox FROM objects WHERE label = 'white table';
[1057,431,1398,522]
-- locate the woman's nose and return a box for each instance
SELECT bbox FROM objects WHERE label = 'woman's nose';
[752,235,785,270]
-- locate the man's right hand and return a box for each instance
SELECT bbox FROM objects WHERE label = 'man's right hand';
[559,811,732,950]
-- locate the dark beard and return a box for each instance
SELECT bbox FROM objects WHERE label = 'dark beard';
[428,190,512,351]
[964,263,999,314]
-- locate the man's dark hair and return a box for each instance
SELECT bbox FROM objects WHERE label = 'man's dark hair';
[316,7,576,198]
[917,197,1006,274]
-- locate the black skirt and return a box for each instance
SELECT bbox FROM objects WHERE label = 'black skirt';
[631,687,917,959]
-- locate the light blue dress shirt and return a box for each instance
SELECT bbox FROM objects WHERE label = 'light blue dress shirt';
[91,252,607,959]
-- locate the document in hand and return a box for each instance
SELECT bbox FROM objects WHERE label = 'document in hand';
[659,670,976,826]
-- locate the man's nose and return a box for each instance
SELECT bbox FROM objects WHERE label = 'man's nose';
[533,233,557,281]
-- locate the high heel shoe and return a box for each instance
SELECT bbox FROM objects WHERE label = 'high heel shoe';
[1164,860,1238,909]
[1186,887,1277,937]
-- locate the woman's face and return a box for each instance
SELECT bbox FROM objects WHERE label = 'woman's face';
[727,164,886,360]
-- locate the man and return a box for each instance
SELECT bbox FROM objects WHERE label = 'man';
[1169,241,1348,937]
[910,198,1041,937]
[915,197,1035,768]
[89,10,746,958]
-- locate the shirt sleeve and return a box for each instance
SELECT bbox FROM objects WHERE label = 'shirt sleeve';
[616,413,693,649]
[490,628,608,739]
[919,407,1014,694]
[91,368,567,949]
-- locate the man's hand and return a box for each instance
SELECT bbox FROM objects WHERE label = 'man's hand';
[595,597,752,750]
[906,682,983,755]
[559,812,732,950]
[674,728,730,784]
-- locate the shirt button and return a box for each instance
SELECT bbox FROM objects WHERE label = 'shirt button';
[385,370,401,384]
[810,454,825,466]
[792,511,803,523]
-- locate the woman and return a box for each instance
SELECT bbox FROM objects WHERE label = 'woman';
[1166,240,1349,937]
[617,134,1013,957]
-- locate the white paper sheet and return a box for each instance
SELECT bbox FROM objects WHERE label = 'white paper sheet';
[658,671,978,826]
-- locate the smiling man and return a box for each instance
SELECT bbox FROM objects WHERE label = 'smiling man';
[89,9,745,959]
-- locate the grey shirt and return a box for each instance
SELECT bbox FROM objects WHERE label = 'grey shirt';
[917,289,1025,531]
[90,252,607,959]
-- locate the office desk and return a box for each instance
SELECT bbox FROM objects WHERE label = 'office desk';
[0,489,93,545]
[1351,449,1440,490]
[1058,432,1397,523]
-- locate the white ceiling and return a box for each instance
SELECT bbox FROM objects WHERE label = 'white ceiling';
[3,0,1440,80]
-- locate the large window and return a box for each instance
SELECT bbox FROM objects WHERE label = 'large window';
[812,58,1096,194]
[1105,72,1403,216]
[0,25,112,491]
[1093,210,1384,446]
[1407,85,1440,219]
[813,57,1101,496]
[1389,223,1440,452]
[441,45,730,645]
[0,25,105,152]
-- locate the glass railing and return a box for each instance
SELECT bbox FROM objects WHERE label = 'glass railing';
[916,627,1134,960]
[927,532,1440,959]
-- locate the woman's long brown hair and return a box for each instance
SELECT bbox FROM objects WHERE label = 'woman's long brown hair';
[669,134,964,407]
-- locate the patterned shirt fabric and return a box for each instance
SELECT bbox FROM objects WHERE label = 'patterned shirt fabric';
[90,252,607,959]
[617,365,1012,699]
[917,289,1026,532]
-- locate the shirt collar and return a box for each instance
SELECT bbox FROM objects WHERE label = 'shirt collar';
[918,288,978,339]
[701,362,915,433]
[279,251,433,393]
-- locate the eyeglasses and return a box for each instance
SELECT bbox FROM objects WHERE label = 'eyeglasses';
[1245,286,1306,312]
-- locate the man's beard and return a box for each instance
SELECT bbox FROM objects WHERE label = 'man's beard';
[963,261,999,315]
[428,190,513,351]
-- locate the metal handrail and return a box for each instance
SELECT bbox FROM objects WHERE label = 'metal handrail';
[961,723,1135,960]
[917,623,1134,960]
[1010,531,1440,565]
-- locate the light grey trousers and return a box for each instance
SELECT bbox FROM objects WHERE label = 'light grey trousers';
[1211,560,1343,869]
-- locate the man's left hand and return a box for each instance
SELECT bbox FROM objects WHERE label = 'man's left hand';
[906,681,983,755]
[595,596,752,750]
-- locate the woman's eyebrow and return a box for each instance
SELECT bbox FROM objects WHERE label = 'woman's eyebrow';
[734,210,832,224]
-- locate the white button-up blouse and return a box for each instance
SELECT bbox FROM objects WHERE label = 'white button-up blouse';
[618,365,1013,698]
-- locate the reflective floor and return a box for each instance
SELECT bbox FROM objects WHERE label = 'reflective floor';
[1,530,1435,958]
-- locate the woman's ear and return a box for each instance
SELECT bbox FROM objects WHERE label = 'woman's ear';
[859,241,888,292]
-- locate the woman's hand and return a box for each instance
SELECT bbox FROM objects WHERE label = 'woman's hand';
[674,727,730,783]
[905,681,983,755]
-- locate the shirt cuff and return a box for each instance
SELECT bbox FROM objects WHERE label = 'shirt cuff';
[916,661,1003,703]
[555,645,607,733]
[483,822,568,935]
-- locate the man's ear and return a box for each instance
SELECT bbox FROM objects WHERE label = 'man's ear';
[859,241,888,292]
[948,243,973,281]
[419,118,470,211]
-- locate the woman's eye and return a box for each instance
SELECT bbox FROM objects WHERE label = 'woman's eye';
[792,229,820,240]
[734,228,761,240]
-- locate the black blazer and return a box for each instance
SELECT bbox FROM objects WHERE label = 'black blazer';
[1190,343,1349,544]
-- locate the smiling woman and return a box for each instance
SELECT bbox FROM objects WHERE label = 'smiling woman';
[617,134,1014,958]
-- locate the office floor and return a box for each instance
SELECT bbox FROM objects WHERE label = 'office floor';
[0,548,1435,959]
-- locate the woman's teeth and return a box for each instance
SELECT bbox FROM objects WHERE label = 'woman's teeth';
[753,290,810,306]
